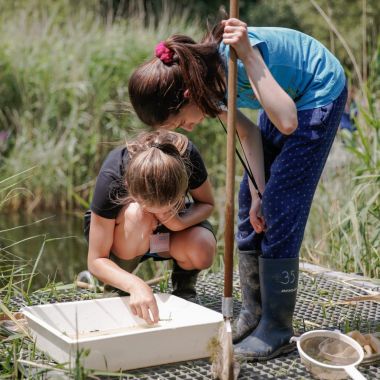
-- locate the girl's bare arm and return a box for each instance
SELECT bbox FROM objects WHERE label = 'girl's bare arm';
[87,212,159,324]
[155,179,214,231]
[222,18,298,134]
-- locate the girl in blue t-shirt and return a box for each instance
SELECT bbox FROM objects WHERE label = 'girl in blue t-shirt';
[128,18,347,360]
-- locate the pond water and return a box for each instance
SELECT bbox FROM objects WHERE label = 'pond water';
[1,211,220,292]
[1,212,172,292]
[1,212,89,290]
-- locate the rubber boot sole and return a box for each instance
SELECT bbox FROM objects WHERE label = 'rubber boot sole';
[235,341,296,362]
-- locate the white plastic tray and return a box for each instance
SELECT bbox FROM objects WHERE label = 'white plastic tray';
[22,293,223,371]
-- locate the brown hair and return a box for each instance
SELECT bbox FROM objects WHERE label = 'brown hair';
[128,23,226,127]
[124,130,189,211]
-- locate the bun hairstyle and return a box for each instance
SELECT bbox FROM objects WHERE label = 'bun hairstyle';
[124,131,189,211]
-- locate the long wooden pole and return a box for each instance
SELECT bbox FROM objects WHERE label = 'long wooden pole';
[221,3,239,379]
[224,0,239,303]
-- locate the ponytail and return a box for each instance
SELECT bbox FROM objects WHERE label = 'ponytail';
[123,131,189,211]
[129,26,226,127]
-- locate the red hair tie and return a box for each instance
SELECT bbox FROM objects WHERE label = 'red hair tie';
[155,41,174,64]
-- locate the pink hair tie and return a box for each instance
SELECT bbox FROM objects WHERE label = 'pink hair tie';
[155,41,174,64]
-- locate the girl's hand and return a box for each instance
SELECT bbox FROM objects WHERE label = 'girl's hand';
[155,199,186,231]
[221,18,251,61]
[155,211,183,231]
[129,279,159,325]
[250,197,266,233]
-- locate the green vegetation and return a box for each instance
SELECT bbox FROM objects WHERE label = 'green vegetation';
[0,0,378,278]
[2,2,377,377]
[304,84,379,277]
[302,10,380,278]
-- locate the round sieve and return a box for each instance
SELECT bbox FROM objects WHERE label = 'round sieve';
[291,330,366,380]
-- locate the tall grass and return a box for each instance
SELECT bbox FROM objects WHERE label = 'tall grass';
[301,1,379,278]
[0,0,379,278]
[0,0,226,212]
[0,171,101,379]
[302,43,380,278]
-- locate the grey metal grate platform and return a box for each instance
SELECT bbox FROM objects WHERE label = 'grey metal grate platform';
[4,269,380,379]
[126,270,380,380]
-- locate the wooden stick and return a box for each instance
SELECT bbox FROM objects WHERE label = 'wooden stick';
[224,0,239,302]
[330,294,380,306]
[223,1,239,379]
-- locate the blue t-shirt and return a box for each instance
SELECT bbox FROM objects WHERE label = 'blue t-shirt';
[219,27,346,110]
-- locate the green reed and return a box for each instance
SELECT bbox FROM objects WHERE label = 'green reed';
[0,0,378,281]
[0,0,205,212]
[302,43,379,278]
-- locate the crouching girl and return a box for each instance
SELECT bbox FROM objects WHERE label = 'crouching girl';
[84,130,216,324]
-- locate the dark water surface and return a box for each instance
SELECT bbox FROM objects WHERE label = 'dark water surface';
[1,212,88,290]
[1,211,165,292]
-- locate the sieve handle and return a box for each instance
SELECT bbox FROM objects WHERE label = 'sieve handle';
[345,365,366,380]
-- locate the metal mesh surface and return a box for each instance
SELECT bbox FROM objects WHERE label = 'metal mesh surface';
[6,270,380,379]
[127,271,380,380]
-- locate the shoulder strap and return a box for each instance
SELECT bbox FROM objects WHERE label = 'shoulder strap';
[217,116,262,199]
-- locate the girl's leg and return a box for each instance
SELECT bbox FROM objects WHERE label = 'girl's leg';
[168,225,216,301]
[112,202,157,260]
[233,125,281,343]
[169,226,216,270]
[113,200,215,267]
[261,88,347,259]
[236,86,348,360]
[234,174,264,343]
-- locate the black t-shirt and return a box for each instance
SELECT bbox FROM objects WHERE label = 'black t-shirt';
[90,141,208,219]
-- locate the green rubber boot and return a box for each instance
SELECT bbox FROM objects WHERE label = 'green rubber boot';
[171,260,200,303]
[232,250,262,344]
[234,257,298,360]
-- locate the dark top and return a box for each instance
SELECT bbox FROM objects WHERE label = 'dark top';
[90,141,208,219]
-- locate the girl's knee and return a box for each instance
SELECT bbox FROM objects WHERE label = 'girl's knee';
[190,236,216,269]
[170,228,216,269]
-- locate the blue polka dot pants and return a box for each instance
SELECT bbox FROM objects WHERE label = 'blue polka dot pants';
[237,86,348,258]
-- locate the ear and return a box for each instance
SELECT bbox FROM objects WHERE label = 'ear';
[184,89,190,98]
